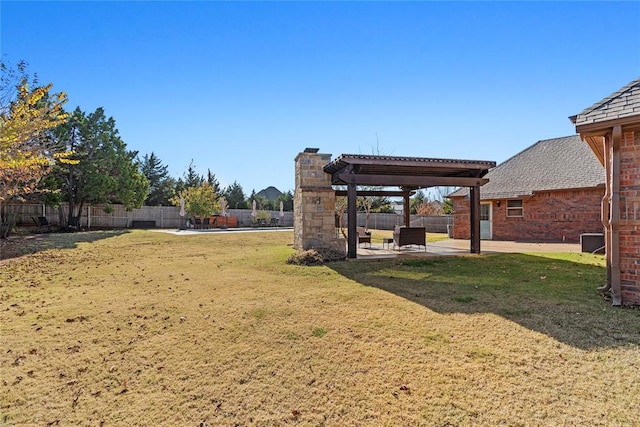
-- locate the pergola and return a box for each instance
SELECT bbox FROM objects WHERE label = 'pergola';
[323,154,496,258]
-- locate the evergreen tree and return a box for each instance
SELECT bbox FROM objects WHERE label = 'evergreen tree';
[48,107,149,226]
[223,181,247,209]
[183,159,204,188]
[140,152,175,206]
[206,169,220,194]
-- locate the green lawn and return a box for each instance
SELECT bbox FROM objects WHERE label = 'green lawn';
[1,230,639,425]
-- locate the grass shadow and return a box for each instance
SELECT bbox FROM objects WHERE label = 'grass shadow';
[0,229,130,262]
[328,253,640,350]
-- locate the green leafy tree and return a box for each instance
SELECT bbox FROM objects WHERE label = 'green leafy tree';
[442,197,453,215]
[223,181,247,209]
[48,107,149,227]
[172,182,219,217]
[410,190,426,214]
[276,190,293,211]
[250,191,271,210]
[140,152,175,206]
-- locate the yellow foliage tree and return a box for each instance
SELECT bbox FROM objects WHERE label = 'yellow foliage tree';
[0,71,71,202]
[171,182,220,218]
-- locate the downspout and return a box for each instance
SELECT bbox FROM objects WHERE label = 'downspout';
[610,126,622,306]
[598,136,612,293]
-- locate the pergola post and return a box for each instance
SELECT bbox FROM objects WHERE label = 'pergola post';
[470,185,481,254]
[347,176,357,259]
[403,190,411,226]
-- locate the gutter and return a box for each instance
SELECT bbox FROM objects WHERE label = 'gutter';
[597,135,611,294]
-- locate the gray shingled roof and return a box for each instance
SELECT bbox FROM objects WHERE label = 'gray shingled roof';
[571,77,640,126]
[449,135,604,199]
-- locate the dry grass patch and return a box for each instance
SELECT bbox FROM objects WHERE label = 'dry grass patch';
[1,230,639,425]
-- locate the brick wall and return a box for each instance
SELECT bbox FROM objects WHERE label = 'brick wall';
[452,187,604,243]
[618,131,640,304]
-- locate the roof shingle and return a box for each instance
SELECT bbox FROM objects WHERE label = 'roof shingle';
[449,135,604,199]
[571,77,640,127]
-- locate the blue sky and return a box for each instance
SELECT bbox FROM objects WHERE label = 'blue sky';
[2,1,639,194]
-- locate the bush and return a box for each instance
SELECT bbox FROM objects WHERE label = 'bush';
[286,249,324,266]
[286,246,346,266]
[315,246,347,262]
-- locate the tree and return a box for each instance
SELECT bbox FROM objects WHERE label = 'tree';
[335,195,348,239]
[417,199,443,216]
[252,193,271,210]
[48,107,149,226]
[357,186,390,228]
[0,61,70,203]
[206,169,220,194]
[172,182,219,218]
[442,198,454,215]
[223,181,247,209]
[410,190,426,214]
[183,160,204,188]
[140,152,175,206]
[175,160,206,195]
[276,190,293,211]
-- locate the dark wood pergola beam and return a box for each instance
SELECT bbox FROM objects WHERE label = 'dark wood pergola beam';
[334,190,416,197]
[336,173,488,187]
[333,157,495,170]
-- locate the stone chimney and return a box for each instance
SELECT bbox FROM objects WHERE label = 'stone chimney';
[293,149,345,254]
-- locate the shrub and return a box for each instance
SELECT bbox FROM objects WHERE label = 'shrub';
[286,246,346,266]
[315,246,347,262]
[286,249,324,266]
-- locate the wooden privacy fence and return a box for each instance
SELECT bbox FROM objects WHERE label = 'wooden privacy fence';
[5,202,450,232]
[4,203,295,229]
[342,213,453,233]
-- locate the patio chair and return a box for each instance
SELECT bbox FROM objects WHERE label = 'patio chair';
[31,216,52,233]
[357,227,371,247]
[68,216,80,233]
[269,217,278,227]
[202,217,210,229]
[193,217,202,229]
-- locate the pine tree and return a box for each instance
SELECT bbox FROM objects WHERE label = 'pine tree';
[223,181,247,209]
[48,107,149,226]
[140,152,175,206]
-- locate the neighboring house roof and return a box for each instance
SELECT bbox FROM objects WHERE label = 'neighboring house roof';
[449,135,604,199]
[256,186,283,201]
[570,77,640,127]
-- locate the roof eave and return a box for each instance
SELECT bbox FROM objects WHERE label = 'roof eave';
[574,114,640,135]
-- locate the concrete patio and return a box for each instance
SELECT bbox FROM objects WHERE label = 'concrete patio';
[356,239,582,259]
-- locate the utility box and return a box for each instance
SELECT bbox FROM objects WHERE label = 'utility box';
[580,233,604,254]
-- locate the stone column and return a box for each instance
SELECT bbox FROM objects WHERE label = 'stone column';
[294,149,345,255]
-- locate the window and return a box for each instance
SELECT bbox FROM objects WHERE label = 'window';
[480,204,490,221]
[507,199,523,217]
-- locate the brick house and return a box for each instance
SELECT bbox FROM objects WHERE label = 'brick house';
[571,77,640,306]
[449,135,604,243]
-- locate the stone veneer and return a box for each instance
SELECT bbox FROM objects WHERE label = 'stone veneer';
[293,150,345,254]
